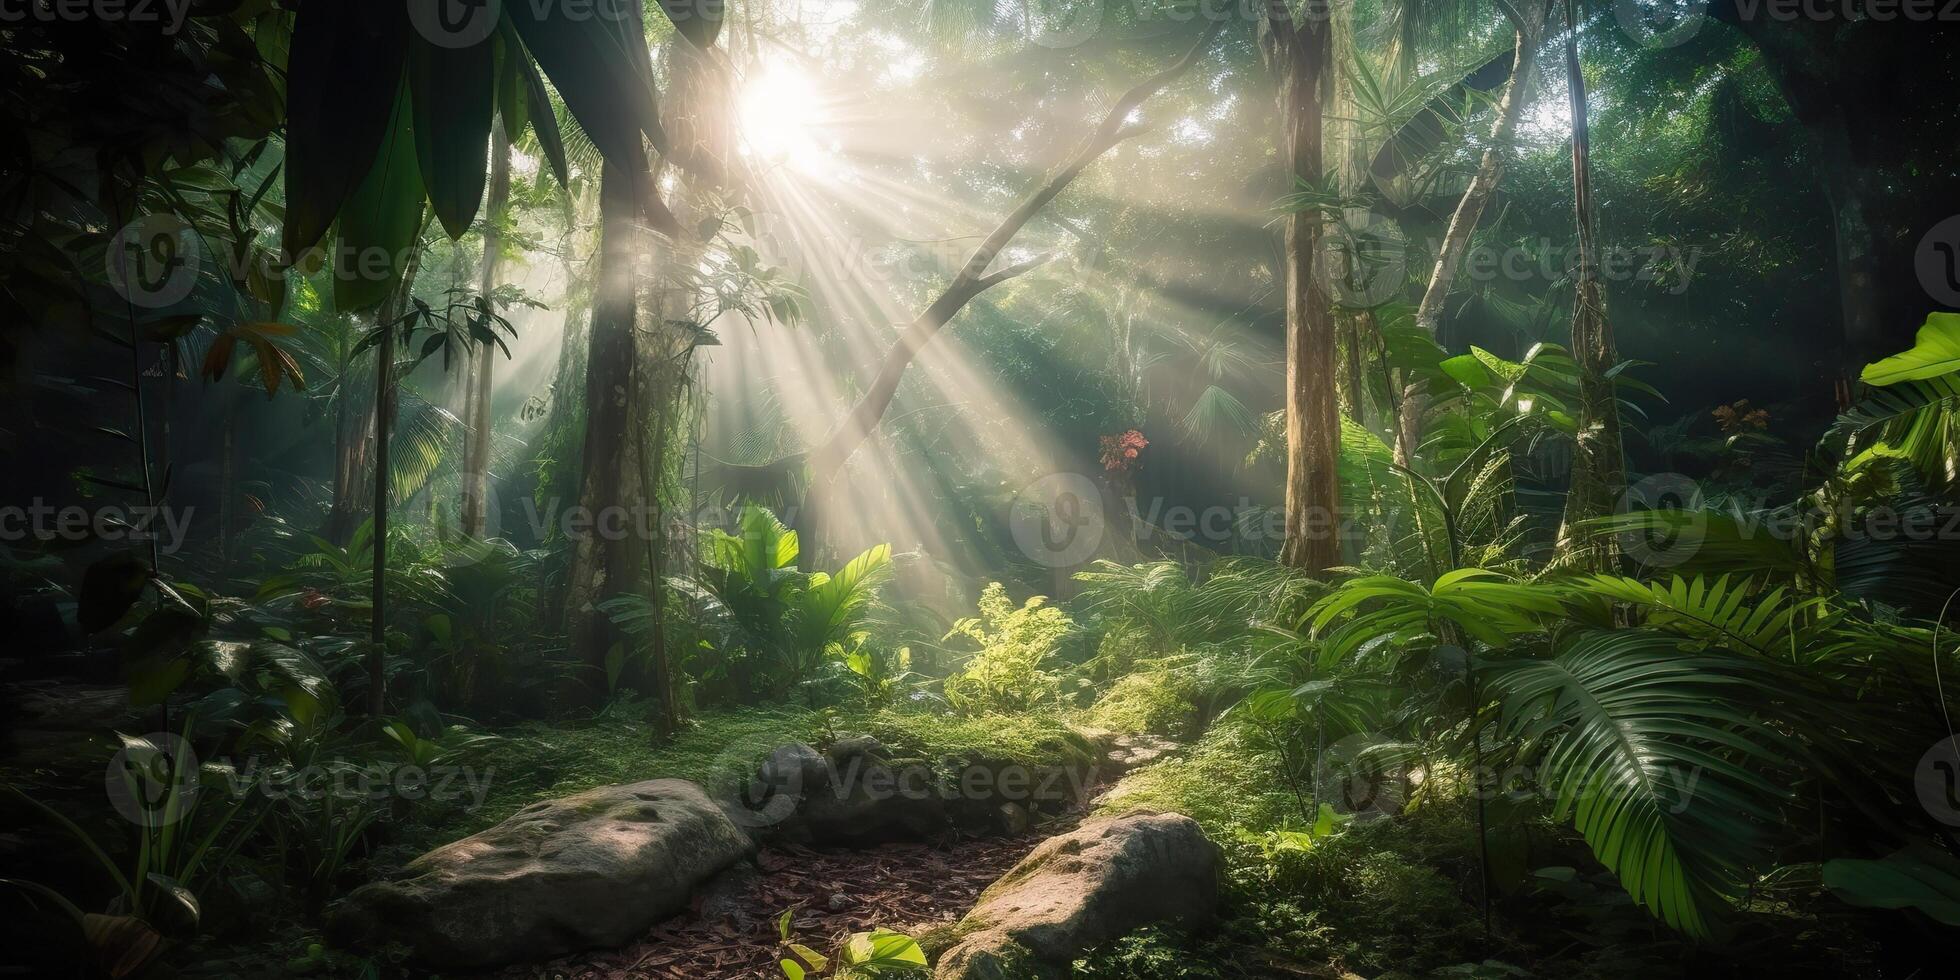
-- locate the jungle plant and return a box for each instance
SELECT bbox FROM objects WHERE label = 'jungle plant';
[776,911,927,978]
[3,731,272,976]
[942,583,1072,714]
[608,504,893,701]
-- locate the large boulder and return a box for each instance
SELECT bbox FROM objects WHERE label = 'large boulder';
[331,779,751,968]
[934,811,1223,979]
[743,734,1098,846]
[756,736,948,845]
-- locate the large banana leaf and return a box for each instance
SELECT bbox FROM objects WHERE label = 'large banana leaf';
[1860,312,1960,385]
[1489,629,1795,937]
[282,3,408,259]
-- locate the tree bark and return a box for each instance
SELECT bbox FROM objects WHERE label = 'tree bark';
[1394,0,1548,468]
[367,217,430,717]
[1554,0,1625,569]
[461,121,512,539]
[1260,2,1340,573]
[563,161,646,686]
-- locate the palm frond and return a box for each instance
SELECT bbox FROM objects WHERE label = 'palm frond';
[1489,629,1796,937]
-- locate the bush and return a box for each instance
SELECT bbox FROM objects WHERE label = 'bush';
[942,584,1071,714]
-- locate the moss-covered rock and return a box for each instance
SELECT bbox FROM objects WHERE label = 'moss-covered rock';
[934,811,1223,979]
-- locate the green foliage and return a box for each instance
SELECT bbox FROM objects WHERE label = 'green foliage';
[942,584,1072,714]
[1085,669,1199,739]
[619,504,894,701]
[1306,568,1563,667]
[1487,630,1798,938]
[1097,719,1297,833]
[778,910,926,978]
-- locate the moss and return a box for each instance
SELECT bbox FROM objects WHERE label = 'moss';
[399,703,1091,853]
[1082,670,1198,739]
[860,709,1093,771]
[1094,718,1296,833]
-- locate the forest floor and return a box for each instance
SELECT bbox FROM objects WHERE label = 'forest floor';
[486,811,1083,979]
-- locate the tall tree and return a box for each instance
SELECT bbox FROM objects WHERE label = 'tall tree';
[1395,0,1550,467]
[460,121,513,539]
[1556,0,1624,566]
[562,160,646,692]
[1259,1,1341,571]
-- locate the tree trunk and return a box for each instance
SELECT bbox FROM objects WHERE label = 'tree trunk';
[563,162,646,687]
[1260,4,1340,573]
[1394,0,1548,468]
[461,121,513,539]
[1555,0,1625,569]
[367,221,429,717]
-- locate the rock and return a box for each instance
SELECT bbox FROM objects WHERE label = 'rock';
[934,811,1223,980]
[1102,734,1182,776]
[330,779,751,968]
[744,732,1100,846]
[693,861,763,930]
[793,749,948,846]
[995,802,1030,836]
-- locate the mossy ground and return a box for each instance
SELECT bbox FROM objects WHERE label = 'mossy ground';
[401,701,1092,853]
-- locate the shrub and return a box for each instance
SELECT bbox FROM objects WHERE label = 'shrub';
[942,584,1071,714]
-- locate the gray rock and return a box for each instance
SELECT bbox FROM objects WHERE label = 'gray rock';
[1103,734,1183,776]
[330,779,751,968]
[934,811,1223,979]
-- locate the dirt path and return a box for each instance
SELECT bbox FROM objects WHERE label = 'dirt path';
[491,815,1081,980]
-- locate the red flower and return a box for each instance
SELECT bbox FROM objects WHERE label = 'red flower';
[1100,429,1149,473]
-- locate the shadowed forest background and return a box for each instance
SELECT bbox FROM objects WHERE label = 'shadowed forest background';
[3,2,1960,978]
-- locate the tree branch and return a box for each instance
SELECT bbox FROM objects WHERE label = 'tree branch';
[796,20,1224,485]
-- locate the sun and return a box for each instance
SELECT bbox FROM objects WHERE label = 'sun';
[738,62,836,177]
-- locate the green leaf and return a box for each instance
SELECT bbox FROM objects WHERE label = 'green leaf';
[335,78,426,312]
[282,3,410,260]
[841,930,927,972]
[409,28,495,239]
[506,0,666,166]
[787,943,828,972]
[1823,846,1960,925]
[1860,313,1960,386]
[1488,630,1795,937]
[126,656,192,708]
